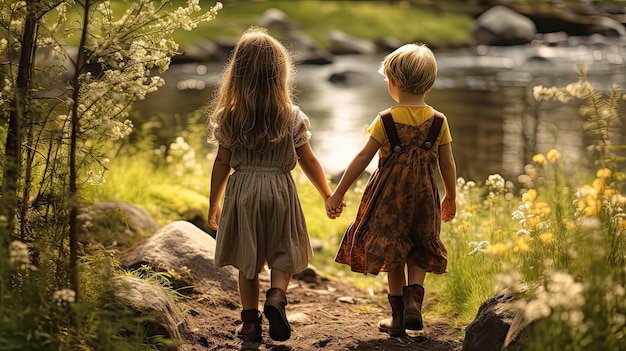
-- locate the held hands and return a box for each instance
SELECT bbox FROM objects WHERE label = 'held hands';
[325,193,346,219]
[441,196,456,222]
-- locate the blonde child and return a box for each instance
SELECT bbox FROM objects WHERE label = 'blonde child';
[326,43,456,337]
[206,27,339,342]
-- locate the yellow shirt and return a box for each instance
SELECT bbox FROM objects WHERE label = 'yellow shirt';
[367,105,452,155]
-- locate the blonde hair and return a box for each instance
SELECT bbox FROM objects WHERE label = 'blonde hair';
[206,27,295,153]
[378,43,437,95]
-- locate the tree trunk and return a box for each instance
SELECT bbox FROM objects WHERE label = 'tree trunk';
[68,0,93,304]
[1,1,39,249]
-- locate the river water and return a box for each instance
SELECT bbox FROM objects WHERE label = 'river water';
[133,40,626,182]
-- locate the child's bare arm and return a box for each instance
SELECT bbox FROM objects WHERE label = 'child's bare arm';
[438,142,457,221]
[296,142,333,200]
[327,137,380,211]
[208,145,232,228]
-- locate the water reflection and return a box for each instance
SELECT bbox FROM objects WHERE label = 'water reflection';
[133,42,626,183]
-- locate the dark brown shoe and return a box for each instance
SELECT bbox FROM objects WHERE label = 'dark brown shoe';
[236,309,262,342]
[378,294,406,337]
[263,288,291,341]
[403,284,424,330]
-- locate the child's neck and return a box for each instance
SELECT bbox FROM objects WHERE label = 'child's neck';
[396,92,426,106]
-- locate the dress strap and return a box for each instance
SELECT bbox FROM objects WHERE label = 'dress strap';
[421,112,444,150]
[379,109,402,152]
[380,108,445,151]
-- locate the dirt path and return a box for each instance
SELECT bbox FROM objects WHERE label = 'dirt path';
[178,269,463,351]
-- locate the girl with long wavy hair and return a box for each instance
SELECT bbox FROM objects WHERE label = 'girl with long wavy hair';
[206,27,340,343]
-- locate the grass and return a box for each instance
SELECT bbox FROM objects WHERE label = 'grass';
[54,1,473,49]
[187,1,473,48]
[67,0,471,49]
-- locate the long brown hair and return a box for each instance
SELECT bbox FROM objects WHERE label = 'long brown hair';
[206,27,296,153]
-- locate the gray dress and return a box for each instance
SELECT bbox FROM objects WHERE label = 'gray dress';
[214,107,314,280]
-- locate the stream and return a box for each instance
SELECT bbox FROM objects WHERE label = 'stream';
[133,39,626,182]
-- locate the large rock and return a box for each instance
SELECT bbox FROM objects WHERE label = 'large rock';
[462,291,517,351]
[328,69,370,86]
[78,201,158,248]
[502,311,531,351]
[474,6,537,46]
[520,6,626,38]
[177,40,228,63]
[111,275,189,346]
[260,8,334,65]
[327,30,377,55]
[118,221,238,295]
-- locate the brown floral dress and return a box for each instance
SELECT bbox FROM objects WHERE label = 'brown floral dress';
[335,115,448,275]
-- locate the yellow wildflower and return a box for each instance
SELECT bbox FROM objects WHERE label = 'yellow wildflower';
[522,189,538,203]
[547,149,561,163]
[592,178,605,192]
[596,168,611,178]
[514,237,530,253]
[457,221,470,233]
[464,204,478,213]
[532,201,551,216]
[486,242,508,256]
[583,204,598,217]
[619,220,626,232]
[528,216,541,228]
[539,232,553,244]
[532,154,546,165]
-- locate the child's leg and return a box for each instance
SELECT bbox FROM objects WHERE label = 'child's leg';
[406,256,426,286]
[387,268,406,296]
[404,256,426,330]
[265,268,292,341]
[270,268,291,290]
[379,268,407,336]
[236,271,262,341]
[238,271,260,309]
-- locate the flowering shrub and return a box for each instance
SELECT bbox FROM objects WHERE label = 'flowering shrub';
[0,1,221,349]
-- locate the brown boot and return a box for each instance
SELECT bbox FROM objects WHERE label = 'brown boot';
[378,295,405,337]
[236,309,262,342]
[403,284,425,330]
[263,288,291,341]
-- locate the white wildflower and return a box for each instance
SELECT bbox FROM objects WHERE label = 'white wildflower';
[486,174,506,190]
[468,240,490,255]
[9,240,36,271]
[9,240,30,266]
[493,270,522,291]
[457,177,466,187]
[523,298,552,322]
[53,288,77,306]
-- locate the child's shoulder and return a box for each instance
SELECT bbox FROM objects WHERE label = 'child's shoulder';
[389,105,435,123]
[390,104,434,113]
[290,105,311,129]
